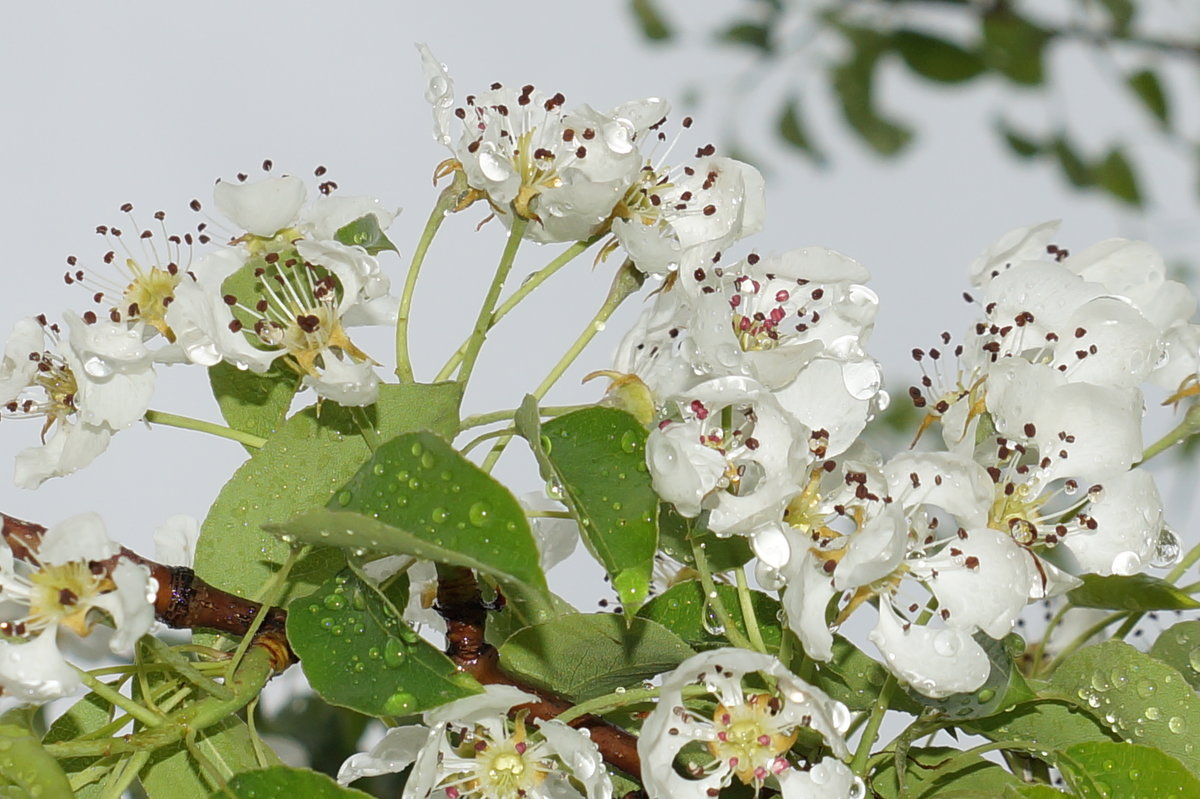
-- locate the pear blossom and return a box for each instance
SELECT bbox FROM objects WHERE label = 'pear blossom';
[0,513,156,702]
[419,44,668,243]
[638,648,858,799]
[611,154,765,276]
[338,684,611,799]
[0,314,155,487]
[166,174,399,405]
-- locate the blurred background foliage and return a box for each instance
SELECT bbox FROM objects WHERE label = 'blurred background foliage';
[629,0,1199,209]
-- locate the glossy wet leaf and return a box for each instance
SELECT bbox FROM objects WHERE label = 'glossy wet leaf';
[140,716,280,799]
[637,579,782,652]
[908,633,1036,721]
[1149,619,1200,691]
[1058,741,1200,798]
[657,502,752,572]
[892,30,985,84]
[532,407,658,616]
[287,566,479,717]
[0,709,73,799]
[1050,641,1200,774]
[499,613,694,702]
[965,700,1118,752]
[216,766,374,798]
[273,429,551,624]
[196,382,462,606]
[334,213,398,256]
[1068,573,1200,612]
[871,745,1023,799]
[42,692,114,796]
[208,360,300,448]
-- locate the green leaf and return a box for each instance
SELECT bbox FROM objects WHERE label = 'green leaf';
[1128,69,1169,127]
[195,382,462,606]
[629,0,672,42]
[637,579,782,652]
[1069,573,1200,611]
[997,119,1043,159]
[534,407,659,615]
[0,710,73,799]
[832,28,912,156]
[965,700,1118,751]
[141,717,280,799]
[1005,787,1071,798]
[1058,741,1200,798]
[216,766,374,798]
[272,429,551,623]
[1052,136,1094,188]
[657,502,752,572]
[982,10,1052,86]
[777,99,825,164]
[334,213,398,256]
[208,360,300,448]
[287,566,479,717]
[720,22,771,52]
[892,30,986,83]
[1149,620,1200,690]
[499,613,694,702]
[871,746,1023,799]
[42,692,114,796]
[1094,148,1143,206]
[813,635,922,714]
[1050,640,1200,774]
[908,634,1037,721]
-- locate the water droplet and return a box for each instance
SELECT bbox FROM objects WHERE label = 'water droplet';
[431,507,450,524]
[421,451,437,470]
[1145,706,1161,720]
[383,637,407,668]
[1152,526,1182,568]
[1169,716,1186,734]
[468,501,491,527]
[619,430,639,454]
[372,462,386,476]
[323,593,346,611]
[320,617,335,630]
[336,490,353,507]
[384,690,415,715]
[976,688,996,703]
[932,630,961,657]
[1136,680,1157,699]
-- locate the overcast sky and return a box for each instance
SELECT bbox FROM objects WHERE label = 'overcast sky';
[2,1,1197,606]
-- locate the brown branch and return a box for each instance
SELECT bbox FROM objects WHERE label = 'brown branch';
[435,565,643,781]
[0,512,295,670]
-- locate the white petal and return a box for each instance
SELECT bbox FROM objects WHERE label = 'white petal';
[14,423,112,488]
[1063,469,1162,576]
[338,725,431,784]
[0,318,47,403]
[153,515,199,568]
[299,195,398,243]
[646,421,726,518]
[968,220,1060,286]
[869,603,990,698]
[536,719,612,799]
[39,512,119,563]
[98,559,157,654]
[781,552,837,662]
[301,355,379,407]
[423,684,538,727]
[913,529,1032,638]
[884,451,993,529]
[777,758,863,799]
[0,629,81,702]
[213,175,306,237]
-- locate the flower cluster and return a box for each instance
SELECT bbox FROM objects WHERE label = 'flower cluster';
[0,168,401,486]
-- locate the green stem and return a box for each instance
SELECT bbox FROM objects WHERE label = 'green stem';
[352,406,381,452]
[459,427,514,456]
[46,646,276,759]
[99,750,151,799]
[395,185,458,382]
[851,674,895,777]
[1139,403,1200,463]
[556,683,709,726]
[453,218,528,388]
[734,566,768,653]
[74,669,163,729]
[434,237,599,382]
[143,410,266,449]
[458,404,588,431]
[1167,536,1200,583]
[142,636,234,701]
[1041,610,1129,677]
[479,262,643,472]
[691,537,755,651]
[228,545,305,678]
[932,739,1044,778]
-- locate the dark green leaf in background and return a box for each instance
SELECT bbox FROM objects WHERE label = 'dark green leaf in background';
[777,99,826,164]
[140,717,279,799]
[1094,148,1143,206]
[629,0,672,42]
[1128,68,1170,127]
[638,579,782,652]
[287,566,479,717]
[832,28,913,156]
[871,746,1024,799]
[216,766,374,799]
[720,22,772,52]
[892,30,986,84]
[997,119,1044,159]
[982,10,1052,86]
[1053,136,1094,188]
